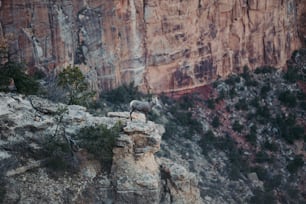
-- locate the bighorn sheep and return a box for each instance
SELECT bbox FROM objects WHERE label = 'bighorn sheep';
[129,97,159,122]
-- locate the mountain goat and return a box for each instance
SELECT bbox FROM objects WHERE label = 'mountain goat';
[129,97,159,122]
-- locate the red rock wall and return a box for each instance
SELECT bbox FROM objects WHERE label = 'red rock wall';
[0,0,304,93]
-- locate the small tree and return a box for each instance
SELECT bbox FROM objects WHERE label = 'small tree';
[0,61,39,95]
[58,65,94,106]
[211,115,220,128]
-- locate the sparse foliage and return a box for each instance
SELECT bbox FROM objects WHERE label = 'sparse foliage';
[0,61,39,94]
[58,65,95,106]
[278,90,297,108]
[102,82,143,105]
[76,122,121,172]
[287,155,304,174]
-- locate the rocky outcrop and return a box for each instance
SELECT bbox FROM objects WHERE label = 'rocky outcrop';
[111,119,163,203]
[0,93,202,203]
[0,0,304,93]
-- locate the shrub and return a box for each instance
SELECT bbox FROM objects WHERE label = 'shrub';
[229,87,236,98]
[249,189,277,204]
[251,166,270,181]
[255,151,272,163]
[246,133,257,145]
[102,82,143,105]
[163,121,177,140]
[241,65,251,80]
[216,89,226,101]
[202,132,249,180]
[174,111,202,139]
[265,174,282,191]
[256,105,270,124]
[260,84,271,98]
[278,90,297,108]
[250,97,260,108]
[284,65,300,83]
[235,98,248,111]
[232,120,243,133]
[225,74,240,86]
[274,114,304,144]
[179,94,198,109]
[76,122,121,172]
[0,61,39,94]
[211,115,220,128]
[0,175,6,203]
[254,66,276,74]
[287,155,304,174]
[263,141,278,152]
[245,79,259,87]
[42,137,75,174]
[206,99,215,109]
[225,139,249,180]
[199,130,216,155]
[58,65,95,106]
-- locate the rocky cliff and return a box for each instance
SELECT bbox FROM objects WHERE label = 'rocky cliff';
[0,93,202,203]
[0,0,304,93]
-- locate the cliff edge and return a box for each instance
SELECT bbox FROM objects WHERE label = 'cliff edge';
[0,93,202,203]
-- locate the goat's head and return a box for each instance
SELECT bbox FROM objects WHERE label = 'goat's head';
[151,96,162,108]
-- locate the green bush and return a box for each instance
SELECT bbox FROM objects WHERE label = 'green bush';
[163,121,177,140]
[250,97,260,108]
[229,87,237,99]
[232,120,243,133]
[284,65,300,83]
[173,110,202,139]
[246,126,257,145]
[58,65,95,106]
[278,90,297,108]
[263,141,278,152]
[211,115,220,128]
[178,94,198,109]
[0,61,39,94]
[246,133,257,145]
[235,98,248,111]
[287,155,304,174]
[264,174,282,191]
[245,78,259,87]
[206,99,215,109]
[274,114,304,144]
[0,175,6,203]
[241,65,251,81]
[102,82,143,105]
[77,122,121,172]
[255,105,270,124]
[255,151,272,163]
[225,74,240,86]
[42,137,75,173]
[200,131,248,180]
[260,84,271,98]
[199,130,216,155]
[249,189,277,204]
[216,89,226,101]
[254,66,276,74]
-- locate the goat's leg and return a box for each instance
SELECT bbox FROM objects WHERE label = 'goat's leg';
[130,109,134,121]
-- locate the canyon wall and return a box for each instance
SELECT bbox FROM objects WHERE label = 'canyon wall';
[0,0,304,93]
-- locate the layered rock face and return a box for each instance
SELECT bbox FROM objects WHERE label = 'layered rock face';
[0,0,304,93]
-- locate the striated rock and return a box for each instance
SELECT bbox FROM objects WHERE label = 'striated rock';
[159,158,203,204]
[0,0,304,93]
[111,120,164,203]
